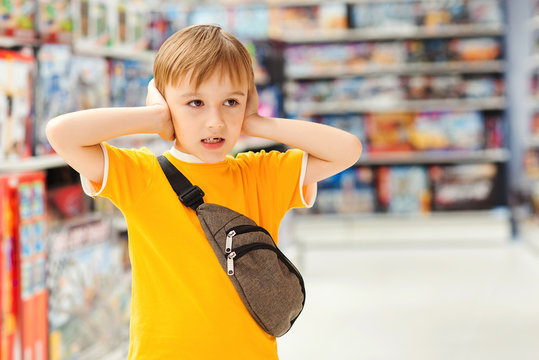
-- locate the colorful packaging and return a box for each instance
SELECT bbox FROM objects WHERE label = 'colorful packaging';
[0,0,37,39]
[35,44,74,155]
[0,49,35,160]
[48,216,131,359]
[430,164,498,210]
[377,166,431,214]
[109,59,152,108]
[38,0,73,44]
[366,113,415,153]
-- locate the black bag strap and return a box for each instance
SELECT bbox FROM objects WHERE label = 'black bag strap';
[157,155,205,211]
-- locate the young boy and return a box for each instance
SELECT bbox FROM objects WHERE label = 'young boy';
[46,24,362,359]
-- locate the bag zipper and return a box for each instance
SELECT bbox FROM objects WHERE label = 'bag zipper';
[225,225,271,254]
[226,242,303,287]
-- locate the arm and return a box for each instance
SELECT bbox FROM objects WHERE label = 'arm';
[242,86,363,186]
[46,80,174,184]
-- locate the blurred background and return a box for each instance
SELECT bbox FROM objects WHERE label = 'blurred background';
[1,0,539,359]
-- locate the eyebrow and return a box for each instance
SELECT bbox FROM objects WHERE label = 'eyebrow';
[180,91,246,98]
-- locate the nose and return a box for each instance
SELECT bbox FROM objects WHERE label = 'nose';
[206,106,225,129]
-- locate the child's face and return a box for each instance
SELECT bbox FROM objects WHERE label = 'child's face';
[164,70,248,163]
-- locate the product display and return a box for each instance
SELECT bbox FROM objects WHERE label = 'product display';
[285,37,502,77]
[0,0,37,40]
[38,0,73,44]
[35,44,74,155]
[109,59,152,107]
[0,0,521,357]
[429,163,498,210]
[269,3,348,37]
[0,171,48,360]
[377,166,430,214]
[350,0,503,29]
[47,216,130,360]
[309,167,375,214]
[286,74,503,105]
[0,49,34,160]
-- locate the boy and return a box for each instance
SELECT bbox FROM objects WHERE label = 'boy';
[46,25,362,359]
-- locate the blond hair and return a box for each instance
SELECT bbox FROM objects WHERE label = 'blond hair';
[153,24,254,96]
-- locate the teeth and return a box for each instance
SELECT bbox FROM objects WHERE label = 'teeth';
[203,138,222,144]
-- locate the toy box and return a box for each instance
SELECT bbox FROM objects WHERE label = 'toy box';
[366,113,415,153]
[0,0,37,40]
[48,215,131,359]
[1,172,48,360]
[109,59,152,108]
[312,167,375,214]
[377,166,431,214]
[0,49,35,160]
[38,0,73,44]
[0,176,16,360]
[35,44,74,155]
[430,164,498,210]
[71,55,109,110]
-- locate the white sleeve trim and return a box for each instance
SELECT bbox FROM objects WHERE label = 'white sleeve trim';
[299,152,317,208]
[80,143,109,197]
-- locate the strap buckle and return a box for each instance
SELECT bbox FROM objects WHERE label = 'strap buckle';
[179,185,205,210]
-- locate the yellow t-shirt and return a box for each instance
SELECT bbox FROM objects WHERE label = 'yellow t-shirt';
[82,143,316,360]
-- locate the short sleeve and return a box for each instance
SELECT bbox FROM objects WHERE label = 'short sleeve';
[80,142,156,211]
[239,149,317,217]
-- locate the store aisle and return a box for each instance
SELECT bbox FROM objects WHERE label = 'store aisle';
[278,242,539,360]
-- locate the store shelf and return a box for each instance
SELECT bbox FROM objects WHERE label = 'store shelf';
[285,96,506,115]
[263,0,501,5]
[286,60,505,79]
[277,24,505,44]
[358,148,510,165]
[73,44,156,63]
[0,154,66,173]
[0,35,39,47]
[291,208,512,246]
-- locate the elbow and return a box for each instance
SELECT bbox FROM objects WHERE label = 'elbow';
[344,135,362,167]
[46,116,66,151]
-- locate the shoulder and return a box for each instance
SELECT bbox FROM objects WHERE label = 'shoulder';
[103,142,158,168]
[233,148,304,168]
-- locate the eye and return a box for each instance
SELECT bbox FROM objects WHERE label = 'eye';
[188,100,204,107]
[224,99,239,107]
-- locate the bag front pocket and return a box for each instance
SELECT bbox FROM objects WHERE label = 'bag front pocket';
[224,227,305,337]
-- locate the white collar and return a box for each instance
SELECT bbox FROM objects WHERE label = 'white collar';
[169,146,204,163]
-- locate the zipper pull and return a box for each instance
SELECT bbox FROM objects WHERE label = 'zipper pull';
[225,230,236,254]
[227,252,236,276]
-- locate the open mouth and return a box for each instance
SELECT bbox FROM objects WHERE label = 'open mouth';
[201,137,224,144]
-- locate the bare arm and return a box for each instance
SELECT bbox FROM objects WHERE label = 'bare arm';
[46,81,174,184]
[242,86,362,186]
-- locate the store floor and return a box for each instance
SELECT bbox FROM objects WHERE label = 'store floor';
[277,241,539,360]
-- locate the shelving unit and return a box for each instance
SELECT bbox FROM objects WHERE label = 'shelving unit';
[286,60,505,79]
[279,0,512,244]
[0,155,66,173]
[285,97,506,114]
[277,23,505,43]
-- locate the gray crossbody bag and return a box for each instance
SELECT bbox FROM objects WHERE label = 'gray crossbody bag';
[157,155,305,337]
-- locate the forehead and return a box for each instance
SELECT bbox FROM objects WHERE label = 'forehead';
[167,68,248,95]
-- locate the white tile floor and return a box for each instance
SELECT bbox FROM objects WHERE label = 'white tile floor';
[277,241,539,360]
